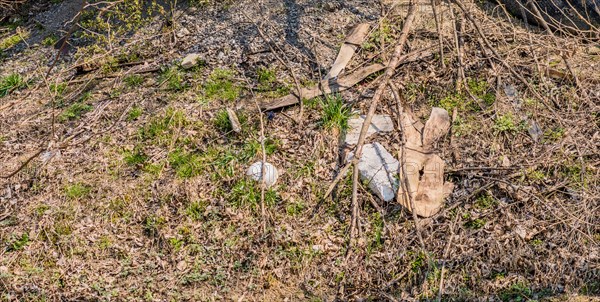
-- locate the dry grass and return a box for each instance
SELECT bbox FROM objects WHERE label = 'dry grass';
[0,0,598,300]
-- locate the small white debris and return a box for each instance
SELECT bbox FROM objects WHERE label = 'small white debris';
[344,115,394,145]
[348,142,399,201]
[501,156,511,167]
[181,53,203,69]
[176,260,187,271]
[514,225,527,240]
[247,161,279,187]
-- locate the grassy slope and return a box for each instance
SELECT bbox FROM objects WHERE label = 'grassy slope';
[0,0,598,301]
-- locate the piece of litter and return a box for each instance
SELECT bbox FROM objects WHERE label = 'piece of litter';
[422,107,450,148]
[247,161,279,187]
[345,114,394,145]
[397,106,454,217]
[348,142,399,202]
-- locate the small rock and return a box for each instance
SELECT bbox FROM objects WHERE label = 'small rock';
[176,260,187,271]
[176,27,190,38]
[501,156,511,167]
[527,119,543,142]
[514,225,527,239]
[348,142,399,201]
[345,115,394,145]
[226,108,242,133]
[503,83,518,100]
[181,53,203,69]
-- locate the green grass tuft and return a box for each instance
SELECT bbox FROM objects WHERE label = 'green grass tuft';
[213,109,232,132]
[138,109,188,144]
[362,21,394,51]
[475,193,497,209]
[123,146,148,166]
[64,183,91,200]
[124,74,144,87]
[438,93,466,112]
[42,34,58,47]
[50,82,67,96]
[160,66,186,91]
[143,215,165,237]
[229,178,278,210]
[168,149,204,178]
[60,102,93,121]
[493,114,520,134]
[467,78,495,106]
[185,201,207,221]
[0,73,26,97]
[543,127,565,142]
[241,138,278,161]
[7,233,29,252]
[285,201,306,216]
[127,105,143,121]
[498,281,533,302]
[318,94,352,131]
[0,30,29,50]
[257,67,276,85]
[203,68,240,102]
[465,218,486,229]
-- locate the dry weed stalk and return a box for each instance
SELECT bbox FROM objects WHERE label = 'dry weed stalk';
[348,0,418,248]
[241,11,305,124]
[0,0,24,9]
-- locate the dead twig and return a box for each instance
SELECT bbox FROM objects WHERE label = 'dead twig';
[242,11,305,123]
[241,73,270,233]
[437,209,460,301]
[431,0,445,68]
[348,0,418,246]
[262,48,434,111]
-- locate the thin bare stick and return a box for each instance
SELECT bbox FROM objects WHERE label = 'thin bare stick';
[242,11,304,123]
[449,3,465,88]
[431,0,445,68]
[437,209,460,301]
[257,108,268,233]
[241,73,269,232]
[348,0,418,245]
[451,0,550,103]
[0,147,45,179]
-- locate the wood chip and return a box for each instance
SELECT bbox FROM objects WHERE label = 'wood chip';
[226,107,242,133]
[324,23,370,80]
